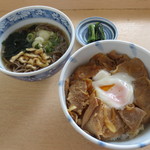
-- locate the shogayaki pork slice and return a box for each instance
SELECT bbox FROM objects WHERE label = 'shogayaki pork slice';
[133,77,150,123]
[83,103,104,139]
[107,50,131,66]
[118,106,146,130]
[89,53,116,71]
[72,63,101,79]
[84,102,125,140]
[112,58,149,79]
[67,79,89,115]
[100,105,126,141]
[81,92,99,128]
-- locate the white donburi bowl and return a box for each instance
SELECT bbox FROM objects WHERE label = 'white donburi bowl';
[59,40,150,150]
[0,5,75,81]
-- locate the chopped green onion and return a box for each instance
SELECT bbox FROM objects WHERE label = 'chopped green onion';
[32,40,42,49]
[26,32,35,42]
[50,33,60,46]
[43,41,53,53]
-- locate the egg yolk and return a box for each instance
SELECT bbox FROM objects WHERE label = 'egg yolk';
[100,84,115,91]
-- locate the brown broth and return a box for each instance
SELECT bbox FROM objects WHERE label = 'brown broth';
[2,23,69,72]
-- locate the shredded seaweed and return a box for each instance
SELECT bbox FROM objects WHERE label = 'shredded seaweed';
[2,30,32,60]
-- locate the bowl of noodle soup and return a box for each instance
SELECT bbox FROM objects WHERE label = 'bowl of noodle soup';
[59,40,150,150]
[0,6,75,81]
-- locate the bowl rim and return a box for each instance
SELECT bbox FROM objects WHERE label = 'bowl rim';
[0,5,75,77]
[75,16,118,46]
[59,40,150,149]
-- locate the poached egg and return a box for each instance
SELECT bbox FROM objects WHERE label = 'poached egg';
[92,70,135,109]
